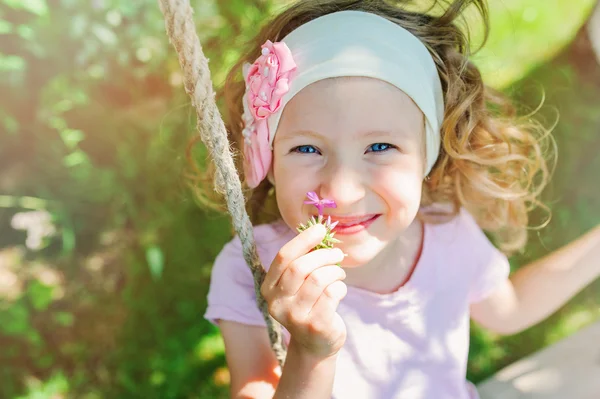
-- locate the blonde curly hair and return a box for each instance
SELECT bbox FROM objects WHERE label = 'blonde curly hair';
[187,0,556,255]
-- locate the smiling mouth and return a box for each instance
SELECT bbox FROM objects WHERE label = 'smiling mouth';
[332,214,380,235]
[331,214,379,227]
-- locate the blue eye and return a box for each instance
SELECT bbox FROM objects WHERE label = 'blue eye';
[368,143,395,153]
[292,145,320,154]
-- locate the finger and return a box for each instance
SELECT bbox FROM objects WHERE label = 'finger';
[306,281,348,333]
[276,248,345,296]
[292,265,346,312]
[263,223,327,290]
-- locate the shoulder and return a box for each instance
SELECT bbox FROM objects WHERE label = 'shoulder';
[205,220,294,328]
[424,207,505,264]
[423,207,510,302]
[223,219,293,253]
[218,219,295,271]
[426,208,486,245]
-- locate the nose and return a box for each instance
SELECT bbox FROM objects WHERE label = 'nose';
[318,160,366,210]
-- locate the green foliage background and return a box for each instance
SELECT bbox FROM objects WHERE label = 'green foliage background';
[1,0,599,398]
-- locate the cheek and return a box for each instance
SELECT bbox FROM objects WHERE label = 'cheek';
[374,165,423,215]
[272,159,316,225]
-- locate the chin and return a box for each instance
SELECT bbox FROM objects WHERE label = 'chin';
[336,238,385,268]
[333,214,413,268]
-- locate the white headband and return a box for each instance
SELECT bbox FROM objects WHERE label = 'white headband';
[269,10,444,175]
[241,10,444,188]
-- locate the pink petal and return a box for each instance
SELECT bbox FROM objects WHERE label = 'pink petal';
[256,106,270,119]
[262,40,274,53]
[272,41,296,74]
[266,61,279,86]
[253,97,268,107]
[305,192,320,203]
[250,76,262,94]
[255,119,270,146]
[270,79,289,109]
[245,64,259,85]
[321,199,337,208]
[269,98,283,114]
[258,78,271,96]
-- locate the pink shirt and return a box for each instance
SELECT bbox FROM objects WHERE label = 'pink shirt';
[204,208,510,399]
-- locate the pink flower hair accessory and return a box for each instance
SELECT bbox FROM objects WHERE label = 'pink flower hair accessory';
[241,40,297,188]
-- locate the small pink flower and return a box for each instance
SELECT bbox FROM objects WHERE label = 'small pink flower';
[304,191,337,216]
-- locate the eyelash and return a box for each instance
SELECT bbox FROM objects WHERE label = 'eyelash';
[291,143,397,155]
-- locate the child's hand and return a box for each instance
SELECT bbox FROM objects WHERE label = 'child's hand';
[261,223,347,359]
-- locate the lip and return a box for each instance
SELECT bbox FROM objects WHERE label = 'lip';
[331,214,378,223]
[311,214,379,223]
[330,214,381,235]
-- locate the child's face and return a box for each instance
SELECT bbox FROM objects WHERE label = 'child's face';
[271,77,426,267]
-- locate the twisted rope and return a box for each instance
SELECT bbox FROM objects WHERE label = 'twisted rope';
[158,0,286,366]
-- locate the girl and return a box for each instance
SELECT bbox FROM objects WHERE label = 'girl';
[196,0,600,398]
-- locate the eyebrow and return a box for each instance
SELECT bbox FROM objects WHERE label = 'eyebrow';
[279,130,323,141]
[279,129,401,142]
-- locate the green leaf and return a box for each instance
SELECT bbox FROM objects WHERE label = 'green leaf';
[54,311,74,327]
[91,23,117,46]
[15,371,70,399]
[0,303,31,335]
[63,150,89,168]
[0,54,26,72]
[4,0,48,16]
[36,354,54,369]
[27,280,54,311]
[59,128,84,149]
[16,24,34,40]
[52,99,73,113]
[48,116,67,130]
[0,20,12,34]
[150,371,165,386]
[70,14,88,39]
[195,331,225,361]
[146,245,164,280]
[3,113,19,134]
[27,330,42,346]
